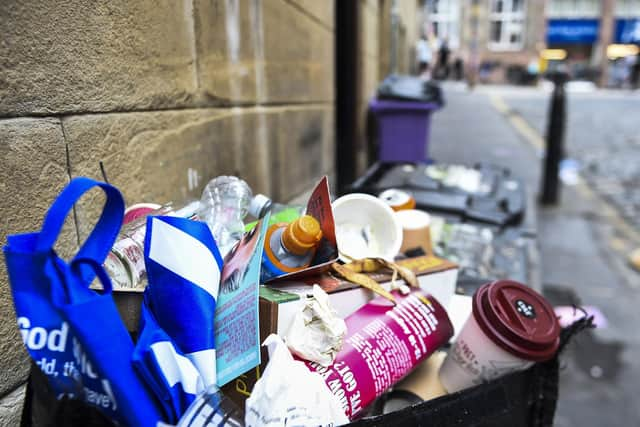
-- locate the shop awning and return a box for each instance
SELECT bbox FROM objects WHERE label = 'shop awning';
[615,19,640,44]
[546,19,600,44]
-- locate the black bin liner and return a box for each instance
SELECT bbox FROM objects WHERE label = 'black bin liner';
[348,162,526,228]
[377,75,444,107]
[21,320,590,427]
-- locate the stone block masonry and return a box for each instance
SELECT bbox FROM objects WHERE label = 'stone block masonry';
[65,106,334,242]
[0,0,334,421]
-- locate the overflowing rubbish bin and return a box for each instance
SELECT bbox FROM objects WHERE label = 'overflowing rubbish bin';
[6,165,588,427]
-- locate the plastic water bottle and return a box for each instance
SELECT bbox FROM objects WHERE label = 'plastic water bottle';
[103,201,201,290]
[103,204,174,290]
[245,194,305,231]
[198,176,268,257]
[261,215,323,282]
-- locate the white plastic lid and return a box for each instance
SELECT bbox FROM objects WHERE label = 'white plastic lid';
[249,194,272,218]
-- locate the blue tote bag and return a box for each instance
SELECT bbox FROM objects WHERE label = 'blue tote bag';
[4,177,164,426]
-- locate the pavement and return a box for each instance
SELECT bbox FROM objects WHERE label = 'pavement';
[493,84,640,233]
[428,81,640,426]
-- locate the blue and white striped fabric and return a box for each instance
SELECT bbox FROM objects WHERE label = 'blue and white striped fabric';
[133,215,223,422]
[133,296,205,423]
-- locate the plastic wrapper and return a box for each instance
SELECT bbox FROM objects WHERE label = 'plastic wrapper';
[245,335,349,427]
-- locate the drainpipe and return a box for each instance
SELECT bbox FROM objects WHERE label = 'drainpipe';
[390,0,399,75]
[335,0,360,194]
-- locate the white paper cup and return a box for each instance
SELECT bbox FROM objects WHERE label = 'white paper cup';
[439,311,533,393]
[439,280,561,393]
[332,193,403,261]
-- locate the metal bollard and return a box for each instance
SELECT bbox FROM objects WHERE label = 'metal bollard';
[540,71,568,205]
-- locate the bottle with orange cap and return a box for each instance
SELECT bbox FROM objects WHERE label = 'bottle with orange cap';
[260,215,323,282]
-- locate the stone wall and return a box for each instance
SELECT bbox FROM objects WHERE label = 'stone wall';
[356,0,423,173]
[377,0,423,78]
[0,0,334,422]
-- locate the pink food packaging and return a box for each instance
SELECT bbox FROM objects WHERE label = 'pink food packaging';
[304,290,454,419]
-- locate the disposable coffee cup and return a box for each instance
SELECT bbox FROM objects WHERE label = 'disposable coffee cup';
[439,280,560,393]
[395,209,433,256]
[332,193,402,262]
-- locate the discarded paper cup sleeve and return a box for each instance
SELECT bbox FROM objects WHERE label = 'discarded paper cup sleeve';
[393,351,448,401]
[396,209,433,256]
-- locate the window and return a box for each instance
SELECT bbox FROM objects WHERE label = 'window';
[426,0,460,49]
[488,0,525,51]
[547,0,600,18]
[512,0,525,12]
[616,0,640,17]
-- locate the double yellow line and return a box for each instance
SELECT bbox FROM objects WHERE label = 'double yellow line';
[488,93,640,249]
[489,94,545,151]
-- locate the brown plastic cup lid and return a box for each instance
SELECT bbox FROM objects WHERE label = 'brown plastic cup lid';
[472,280,560,362]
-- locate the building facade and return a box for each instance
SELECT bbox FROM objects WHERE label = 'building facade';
[424,0,640,85]
[425,0,546,84]
[546,0,640,85]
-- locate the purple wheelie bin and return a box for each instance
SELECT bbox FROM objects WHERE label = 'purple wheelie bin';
[369,98,441,163]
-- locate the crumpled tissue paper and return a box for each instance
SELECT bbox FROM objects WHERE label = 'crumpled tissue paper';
[285,284,347,366]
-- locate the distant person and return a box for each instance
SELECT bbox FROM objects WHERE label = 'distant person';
[436,38,451,79]
[453,57,464,81]
[526,58,540,85]
[611,58,627,88]
[631,54,640,90]
[416,35,432,80]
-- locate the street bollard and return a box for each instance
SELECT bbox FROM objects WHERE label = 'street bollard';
[540,71,568,205]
